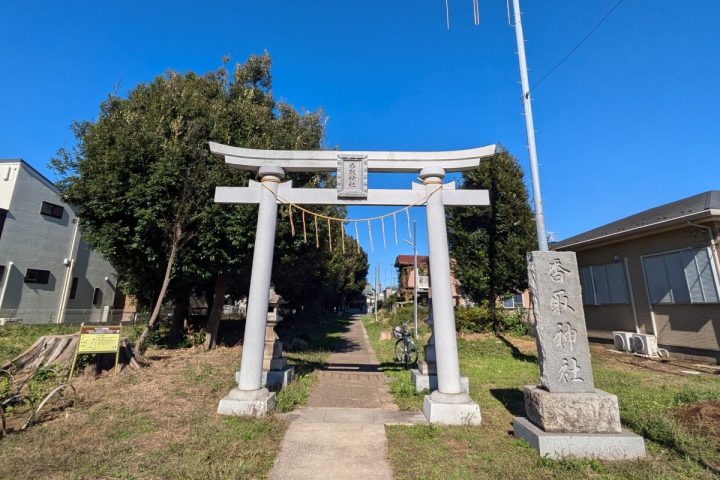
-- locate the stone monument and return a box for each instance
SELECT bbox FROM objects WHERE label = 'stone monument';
[513,251,646,459]
[234,285,294,390]
[261,286,293,389]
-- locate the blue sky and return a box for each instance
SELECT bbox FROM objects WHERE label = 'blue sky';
[1,1,718,289]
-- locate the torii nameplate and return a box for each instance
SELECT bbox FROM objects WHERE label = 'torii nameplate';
[337,155,368,199]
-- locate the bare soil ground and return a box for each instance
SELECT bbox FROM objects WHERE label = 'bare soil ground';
[674,400,720,465]
[504,333,720,378]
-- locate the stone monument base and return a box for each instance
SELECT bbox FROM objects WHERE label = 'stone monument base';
[217,387,276,417]
[411,369,469,394]
[524,386,621,433]
[423,391,481,425]
[263,367,295,390]
[513,417,646,460]
[235,368,295,390]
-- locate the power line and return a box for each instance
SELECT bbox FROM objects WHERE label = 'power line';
[530,0,626,92]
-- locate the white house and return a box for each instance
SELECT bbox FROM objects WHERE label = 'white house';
[0,159,118,324]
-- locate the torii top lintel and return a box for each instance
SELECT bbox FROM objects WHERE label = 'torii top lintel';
[209,142,498,173]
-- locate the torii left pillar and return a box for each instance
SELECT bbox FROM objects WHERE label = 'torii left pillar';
[217,166,284,416]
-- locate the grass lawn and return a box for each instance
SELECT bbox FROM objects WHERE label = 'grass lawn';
[363,315,720,480]
[0,315,345,479]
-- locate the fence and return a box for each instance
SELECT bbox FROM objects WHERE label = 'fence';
[0,309,147,326]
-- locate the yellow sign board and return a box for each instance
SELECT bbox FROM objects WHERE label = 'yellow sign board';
[69,324,122,379]
[78,326,121,353]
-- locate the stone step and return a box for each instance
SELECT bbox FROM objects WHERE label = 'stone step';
[281,407,427,425]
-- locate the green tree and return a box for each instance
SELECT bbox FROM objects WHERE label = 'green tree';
[50,54,359,352]
[447,149,536,330]
[273,206,369,315]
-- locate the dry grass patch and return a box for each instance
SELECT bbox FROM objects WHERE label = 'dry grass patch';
[0,345,287,480]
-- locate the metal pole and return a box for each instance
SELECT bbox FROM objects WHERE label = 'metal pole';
[374,264,379,322]
[57,218,80,324]
[0,261,13,312]
[413,221,418,338]
[512,0,549,251]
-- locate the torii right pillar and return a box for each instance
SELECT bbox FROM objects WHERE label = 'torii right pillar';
[420,167,481,425]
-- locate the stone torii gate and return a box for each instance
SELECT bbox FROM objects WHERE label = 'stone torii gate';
[211,142,496,425]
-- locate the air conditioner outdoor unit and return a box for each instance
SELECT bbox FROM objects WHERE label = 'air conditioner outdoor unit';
[632,333,659,357]
[612,331,635,352]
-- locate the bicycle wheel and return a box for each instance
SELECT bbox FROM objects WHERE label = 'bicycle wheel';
[405,341,418,366]
[394,339,406,363]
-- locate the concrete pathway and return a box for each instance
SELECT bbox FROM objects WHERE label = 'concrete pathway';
[269,316,425,480]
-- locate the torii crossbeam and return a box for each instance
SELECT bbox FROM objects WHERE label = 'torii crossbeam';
[212,142,496,425]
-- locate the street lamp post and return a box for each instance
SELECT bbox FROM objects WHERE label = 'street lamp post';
[403,221,418,337]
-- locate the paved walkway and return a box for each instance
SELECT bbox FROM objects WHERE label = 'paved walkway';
[269,316,425,480]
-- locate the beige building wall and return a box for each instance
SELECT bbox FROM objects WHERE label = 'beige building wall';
[569,223,720,357]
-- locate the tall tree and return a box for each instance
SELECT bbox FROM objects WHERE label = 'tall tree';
[447,149,537,327]
[50,54,349,352]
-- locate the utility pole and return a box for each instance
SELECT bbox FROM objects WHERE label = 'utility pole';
[511,0,549,251]
[403,221,419,337]
[412,221,418,337]
[374,264,380,322]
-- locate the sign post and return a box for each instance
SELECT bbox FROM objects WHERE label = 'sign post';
[68,324,122,379]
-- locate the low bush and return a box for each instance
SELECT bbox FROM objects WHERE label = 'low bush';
[454,305,533,336]
[380,305,429,328]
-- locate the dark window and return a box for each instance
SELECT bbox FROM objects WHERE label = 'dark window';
[25,269,50,284]
[40,201,64,219]
[580,263,629,305]
[93,287,102,305]
[0,208,7,238]
[69,277,78,299]
[0,265,5,282]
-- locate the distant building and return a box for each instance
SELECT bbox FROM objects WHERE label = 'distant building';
[500,291,532,311]
[0,160,118,324]
[394,255,466,306]
[555,191,720,362]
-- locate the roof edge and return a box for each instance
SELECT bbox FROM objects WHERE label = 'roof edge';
[555,209,720,251]
[1,159,60,195]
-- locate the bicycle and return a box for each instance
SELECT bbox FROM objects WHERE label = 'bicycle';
[393,323,418,368]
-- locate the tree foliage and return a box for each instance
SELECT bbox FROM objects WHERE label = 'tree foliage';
[447,150,537,322]
[51,54,368,349]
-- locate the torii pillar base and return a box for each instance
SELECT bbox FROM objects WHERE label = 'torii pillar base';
[423,391,481,426]
[217,387,276,417]
[412,370,469,394]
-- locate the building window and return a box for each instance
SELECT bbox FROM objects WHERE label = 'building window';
[0,208,7,238]
[642,248,719,304]
[25,269,50,284]
[0,265,5,283]
[93,287,102,305]
[580,262,629,305]
[40,201,64,219]
[502,293,524,309]
[69,277,78,299]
